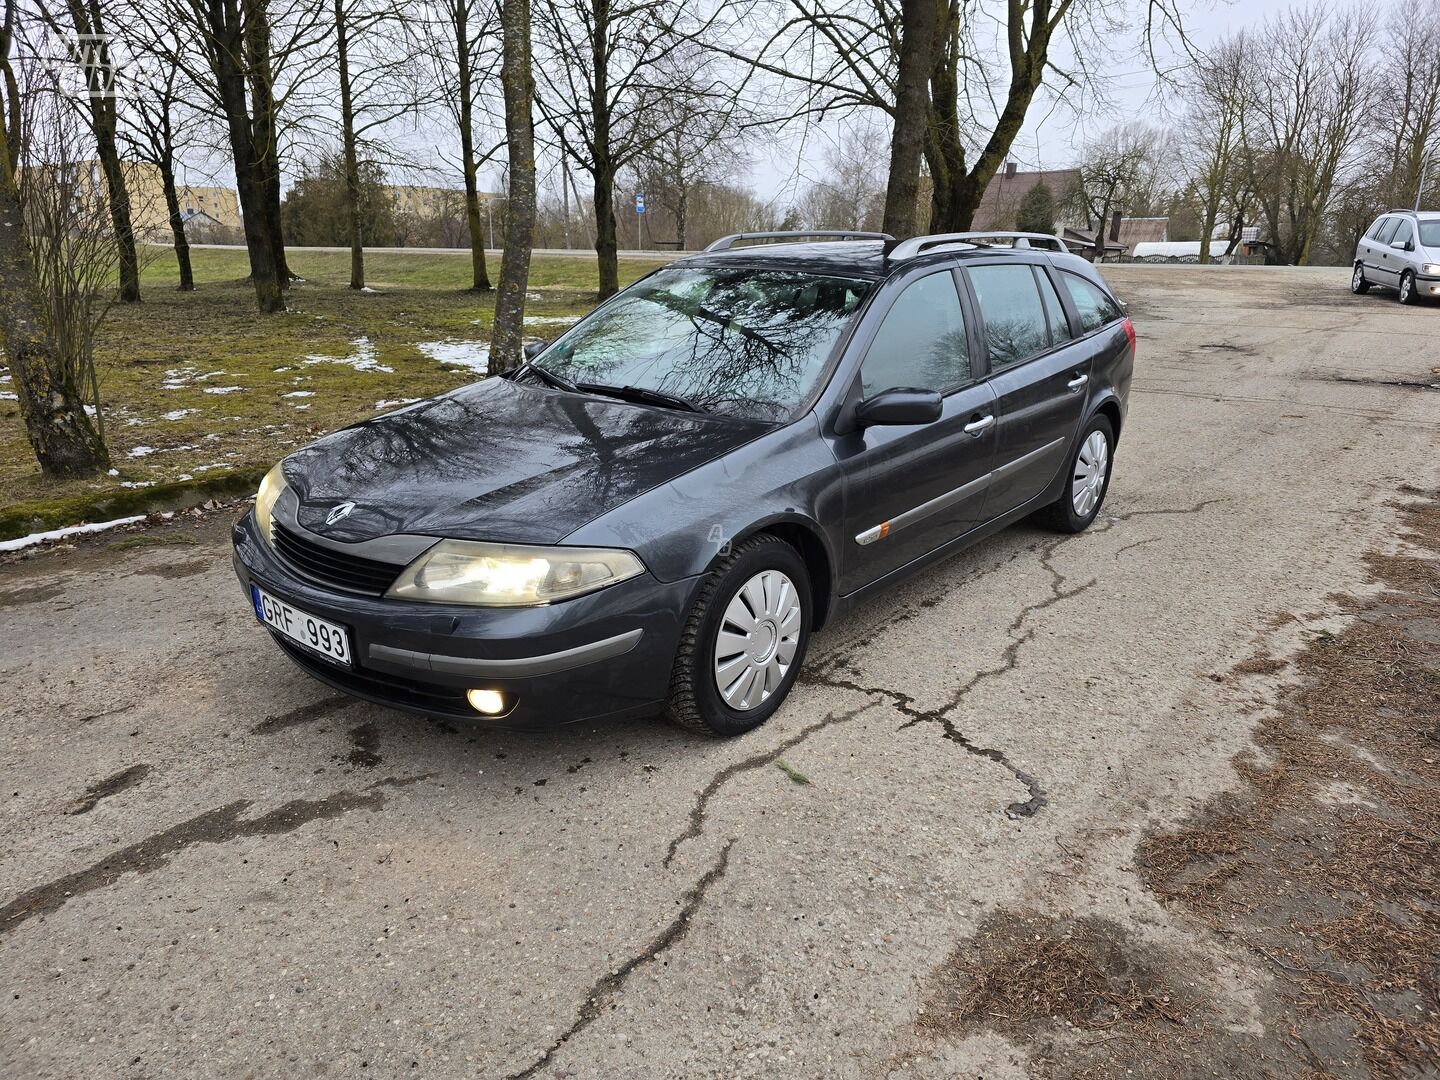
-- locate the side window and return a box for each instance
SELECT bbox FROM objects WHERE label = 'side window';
[859,272,971,397]
[1365,217,1388,239]
[969,264,1051,370]
[1375,217,1400,244]
[1035,268,1073,345]
[1059,271,1124,335]
[1391,219,1413,247]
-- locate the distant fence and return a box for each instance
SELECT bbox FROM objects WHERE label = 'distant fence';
[1110,254,1266,266]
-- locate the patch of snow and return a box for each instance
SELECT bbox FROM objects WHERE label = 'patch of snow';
[273,366,291,372]
[417,339,489,374]
[119,481,154,489]
[360,286,378,293]
[303,336,392,374]
[282,390,315,398]
[292,404,311,410]
[0,515,147,553]
[162,409,195,421]
[523,315,581,326]
[107,468,119,476]
[375,397,421,410]
[127,445,158,457]
[203,386,244,395]
[84,404,98,417]
[124,418,150,426]
[0,392,17,401]
[177,473,193,481]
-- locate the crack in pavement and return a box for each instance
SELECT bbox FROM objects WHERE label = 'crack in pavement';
[0,774,431,937]
[505,839,737,1080]
[661,702,878,870]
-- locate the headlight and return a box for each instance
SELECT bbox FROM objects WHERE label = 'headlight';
[1423,263,1440,275]
[386,540,645,606]
[254,462,287,544]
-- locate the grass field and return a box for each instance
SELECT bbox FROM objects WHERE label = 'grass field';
[0,246,672,534]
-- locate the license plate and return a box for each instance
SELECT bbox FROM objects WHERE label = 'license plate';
[252,584,352,666]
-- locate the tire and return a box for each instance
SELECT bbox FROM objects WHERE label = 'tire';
[1350,262,1370,294]
[663,534,812,737]
[1398,270,1418,305]
[1034,414,1115,534]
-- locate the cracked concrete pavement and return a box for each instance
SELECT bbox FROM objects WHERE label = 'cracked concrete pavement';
[1,266,1437,1078]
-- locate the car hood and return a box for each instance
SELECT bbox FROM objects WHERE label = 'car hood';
[282,377,773,544]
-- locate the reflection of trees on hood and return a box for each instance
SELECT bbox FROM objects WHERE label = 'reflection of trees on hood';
[546,269,870,420]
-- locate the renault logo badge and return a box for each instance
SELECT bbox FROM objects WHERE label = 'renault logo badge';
[326,501,357,526]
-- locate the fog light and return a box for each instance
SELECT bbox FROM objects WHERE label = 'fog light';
[467,689,509,715]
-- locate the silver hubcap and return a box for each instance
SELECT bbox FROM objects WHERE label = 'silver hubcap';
[1072,430,1110,517]
[1352,266,1363,289]
[1401,276,1411,301]
[713,569,802,710]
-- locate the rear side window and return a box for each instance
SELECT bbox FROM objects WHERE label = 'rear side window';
[860,272,971,397]
[1060,272,1124,334]
[969,264,1051,370]
[1374,217,1400,244]
[1035,269,1073,344]
[1365,217,1389,239]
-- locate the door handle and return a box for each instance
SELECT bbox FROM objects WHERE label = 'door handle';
[1066,373,1089,391]
[963,414,995,436]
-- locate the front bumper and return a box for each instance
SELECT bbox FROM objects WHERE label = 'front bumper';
[232,511,699,729]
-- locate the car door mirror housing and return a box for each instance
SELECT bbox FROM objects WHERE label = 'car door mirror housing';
[855,388,943,427]
[523,340,548,360]
[1391,239,1411,252]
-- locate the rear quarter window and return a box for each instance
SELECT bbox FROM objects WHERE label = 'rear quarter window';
[1059,271,1123,334]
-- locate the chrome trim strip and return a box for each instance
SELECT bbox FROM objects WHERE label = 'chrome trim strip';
[854,473,990,545]
[991,437,1065,483]
[853,437,1068,546]
[369,628,645,679]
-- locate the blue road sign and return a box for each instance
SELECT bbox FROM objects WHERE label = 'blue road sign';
[635,193,646,214]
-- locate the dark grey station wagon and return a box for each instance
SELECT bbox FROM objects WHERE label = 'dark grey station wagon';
[233,231,1135,736]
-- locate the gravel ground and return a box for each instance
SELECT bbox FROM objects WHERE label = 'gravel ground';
[0,266,1436,1079]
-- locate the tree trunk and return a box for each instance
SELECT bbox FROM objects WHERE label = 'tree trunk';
[925,1,964,232]
[593,163,618,298]
[334,0,364,289]
[244,0,291,284]
[0,127,107,476]
[159,159,194,290]
[490,0,535,374]
[454,0,491,290]
[881,0,937,239]
[68,0,140,302]
[675,182,687,251]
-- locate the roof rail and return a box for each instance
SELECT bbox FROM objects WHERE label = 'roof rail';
[887,231,1071,261]
[704,230,894,252]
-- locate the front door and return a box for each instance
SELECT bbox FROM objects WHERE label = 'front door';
[830,270,999,594]
[964,261,1092,516]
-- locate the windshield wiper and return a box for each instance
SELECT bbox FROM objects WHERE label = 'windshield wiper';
[523,363,578,393]
[574,381,703,413]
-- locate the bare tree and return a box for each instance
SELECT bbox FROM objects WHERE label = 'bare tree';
[35,0,142,302]
[1241,3,1375,265]
[0,35,108,475]
[1077,123,1161,259]
[419,0,501,290]
[489,0,534,372]
[1371,0,1440,209]
[1177,36,1247,263]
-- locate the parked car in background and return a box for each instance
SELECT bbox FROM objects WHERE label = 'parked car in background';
[233,231,1134,737]
[1352,209,1440,304]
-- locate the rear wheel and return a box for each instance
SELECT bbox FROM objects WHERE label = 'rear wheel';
[1350,262,1370,294]
[1035,415,1115,534]
[664,535,811,737]
[1398,270,1418,305]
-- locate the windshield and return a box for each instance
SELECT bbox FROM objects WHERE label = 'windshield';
[534,266,873,421]
[1420,221,1440,248]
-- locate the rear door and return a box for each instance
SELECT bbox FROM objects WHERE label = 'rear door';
[1372,217,1402,284]
[963,260,1091,517]
[829,269,998,594]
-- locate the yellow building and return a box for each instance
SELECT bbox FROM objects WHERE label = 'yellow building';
[67,159,241,236]
[385,184,500,218]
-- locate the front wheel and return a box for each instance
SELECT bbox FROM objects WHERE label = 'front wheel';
[1398,270,1418,305]
[1035,415,1115,534]
[664,535,812,737]
[1350,263,1370,294]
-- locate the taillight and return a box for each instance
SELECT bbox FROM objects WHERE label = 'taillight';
[1122,317,1136,355]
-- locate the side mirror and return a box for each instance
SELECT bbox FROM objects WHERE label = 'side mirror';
[1391,239,1412,252]
[855,388,942,427]
[523,340,548,360]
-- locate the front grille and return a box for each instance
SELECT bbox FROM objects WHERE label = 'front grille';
[271,521,404,596]
[275,637,471,715]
